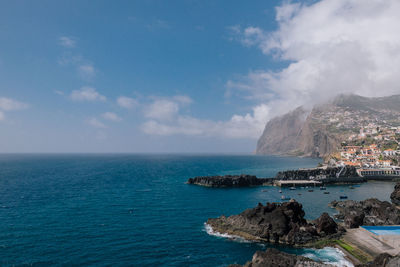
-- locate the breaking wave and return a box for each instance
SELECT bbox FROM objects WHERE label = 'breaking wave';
[203,223,250,243]
[302,247,354,267]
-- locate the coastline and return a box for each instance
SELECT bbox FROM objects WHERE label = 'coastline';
[205,222,355,266]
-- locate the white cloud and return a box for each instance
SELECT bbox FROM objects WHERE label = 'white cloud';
[78,64,96,80]
[117,96,138,109]
[70,87,106,102]
[227,0,400,121]
[59,36,76,48]
[146,0,400,140]
[87,118,107,128]
[142,104,270,139]
[0,97,29,111]
[144,99,180,121]
[141,94,270,139]
[102,112,122,122]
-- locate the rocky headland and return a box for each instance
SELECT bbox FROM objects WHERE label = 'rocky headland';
[256,94,400,157]
[187,175,272,187]
[229,248,331,267]
[207,200,343,246]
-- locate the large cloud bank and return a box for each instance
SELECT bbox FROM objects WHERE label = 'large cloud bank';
[144,0,400,139]
[231,0,400,114]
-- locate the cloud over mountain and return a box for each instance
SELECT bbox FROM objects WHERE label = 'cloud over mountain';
[229,0,400,123]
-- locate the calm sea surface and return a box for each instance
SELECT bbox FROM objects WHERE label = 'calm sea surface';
[0,154,395,266]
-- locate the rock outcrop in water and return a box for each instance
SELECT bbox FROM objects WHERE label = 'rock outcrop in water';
[390,182,400,206]
[330,198,400,228]
[187,175,272,187]
[207,200,342,246]
[229,248,330,267]
[330,182,400,228]
[275,166,360,180]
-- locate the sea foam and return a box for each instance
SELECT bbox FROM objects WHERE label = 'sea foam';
[302,247,354,267]
[205,222,353,266]
[203,223,250,243]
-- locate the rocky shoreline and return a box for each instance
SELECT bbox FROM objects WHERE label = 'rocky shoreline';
[330,198,400,228]
[329,180,400,229]
[229,248,331,267]
[187,174,273,187]
[218,182,400,266]
[207,200,343,246]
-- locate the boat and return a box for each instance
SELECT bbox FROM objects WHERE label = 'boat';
[349,186,355,189]
[289,187,296,190]
[323,191,330,194]
[279,190,282,193]
[281,195,291,200]
[340,195,348,199]
[320,186,327,190]
[298,193,302,196]
[308,189,314,192]
[262,189,268,192]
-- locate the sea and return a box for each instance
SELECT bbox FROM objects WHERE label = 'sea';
[0,154,395,266]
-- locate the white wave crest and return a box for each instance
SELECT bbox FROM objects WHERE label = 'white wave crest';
[203,223,250,243]
[302,247,354,267]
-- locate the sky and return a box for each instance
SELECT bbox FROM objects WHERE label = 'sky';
[1,0,400,153]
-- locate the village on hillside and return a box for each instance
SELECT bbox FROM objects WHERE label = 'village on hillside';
[328,122,400,176]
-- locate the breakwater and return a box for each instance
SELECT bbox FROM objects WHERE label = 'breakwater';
[275,166,359,180]
[187,174,273,187]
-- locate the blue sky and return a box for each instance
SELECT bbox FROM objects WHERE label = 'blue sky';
[1,0,400,153]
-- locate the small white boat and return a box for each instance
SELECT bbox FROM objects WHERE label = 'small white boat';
[279,189,282,193]
[289,187,296,190]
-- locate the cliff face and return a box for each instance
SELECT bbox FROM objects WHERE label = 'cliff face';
[256,107,308,156]
[256,94,400,157]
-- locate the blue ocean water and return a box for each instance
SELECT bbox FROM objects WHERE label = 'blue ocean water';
[0,154,395,266]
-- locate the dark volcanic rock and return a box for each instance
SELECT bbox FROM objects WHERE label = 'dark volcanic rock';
[330,198,400,228]
[229,248,330,267]
[207,201,340,246]
[313,212,338,235]
[390,182,400,206]
[357,253,400,267]
[275,166,360,180]
[187,175,272,187]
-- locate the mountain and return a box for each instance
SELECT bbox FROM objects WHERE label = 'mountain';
[256,94,400,157]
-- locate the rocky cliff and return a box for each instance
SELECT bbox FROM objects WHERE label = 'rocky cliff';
[256,94,400,157]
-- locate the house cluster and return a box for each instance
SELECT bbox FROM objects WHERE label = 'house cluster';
[347,123,400,142]
[338,144,400,168]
